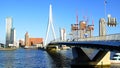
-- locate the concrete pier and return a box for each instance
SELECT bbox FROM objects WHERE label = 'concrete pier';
[71,47,111,68]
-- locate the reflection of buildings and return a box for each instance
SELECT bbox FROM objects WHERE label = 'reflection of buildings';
[25,32,43,47]
[6,17,17,47]
[4,52,15,68]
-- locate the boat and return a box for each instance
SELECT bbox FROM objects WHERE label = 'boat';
[111,53,120,64]
[24,46,38,49]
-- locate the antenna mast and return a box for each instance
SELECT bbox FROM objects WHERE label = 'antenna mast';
[104,0,107,20]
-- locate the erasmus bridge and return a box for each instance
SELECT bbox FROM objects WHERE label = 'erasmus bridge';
[44,4,120,67]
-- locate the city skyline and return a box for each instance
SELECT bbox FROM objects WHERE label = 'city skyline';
[6,17,16,47]
[0,0,120,44]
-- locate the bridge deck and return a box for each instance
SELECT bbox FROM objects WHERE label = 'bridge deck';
[48,41,120,52]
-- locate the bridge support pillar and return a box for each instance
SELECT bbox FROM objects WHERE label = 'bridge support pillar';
[71,47,111,68]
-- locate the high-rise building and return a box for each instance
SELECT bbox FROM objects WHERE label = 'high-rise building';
[6,17,12,46]
[11,28,16,46]
[60,28,66,41]
[25,32,29,46]
[71,24,79,40]
[79,21,86,38]
[107,14,117,27]
[6,17,17,47]
[86,25,94,37]
[99,18,106,36]
[79,20,94,38]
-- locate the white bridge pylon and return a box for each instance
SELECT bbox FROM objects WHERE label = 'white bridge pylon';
[44,4,56,47]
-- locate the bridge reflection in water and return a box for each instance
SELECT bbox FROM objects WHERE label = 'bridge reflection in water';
[47,47,120,68]
[47,49,73,68]
[47,33,120,67]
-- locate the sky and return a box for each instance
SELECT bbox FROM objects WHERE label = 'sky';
[0,0,120,44]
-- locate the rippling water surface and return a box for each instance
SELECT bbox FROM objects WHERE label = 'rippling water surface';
[0,48,73,68]
[0,48,119,68]
[0,48,53,68]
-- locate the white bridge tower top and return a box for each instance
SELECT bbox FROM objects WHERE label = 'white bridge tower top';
[44,4,56,46]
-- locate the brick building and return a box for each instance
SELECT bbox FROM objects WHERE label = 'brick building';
[25,32,43,46]
[29,38,43,46]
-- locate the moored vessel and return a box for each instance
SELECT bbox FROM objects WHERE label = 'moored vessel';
[111,53,120,64]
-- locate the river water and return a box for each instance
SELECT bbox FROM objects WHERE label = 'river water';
[0,48,73,68]
[0,48,119,68]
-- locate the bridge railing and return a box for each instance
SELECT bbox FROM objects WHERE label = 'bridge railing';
[50,38,68,43]
[78,33,120,41]
[106,34,120,41]
[49,33,120,43]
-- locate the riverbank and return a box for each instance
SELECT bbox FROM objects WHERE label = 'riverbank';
[0,47,17,51]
